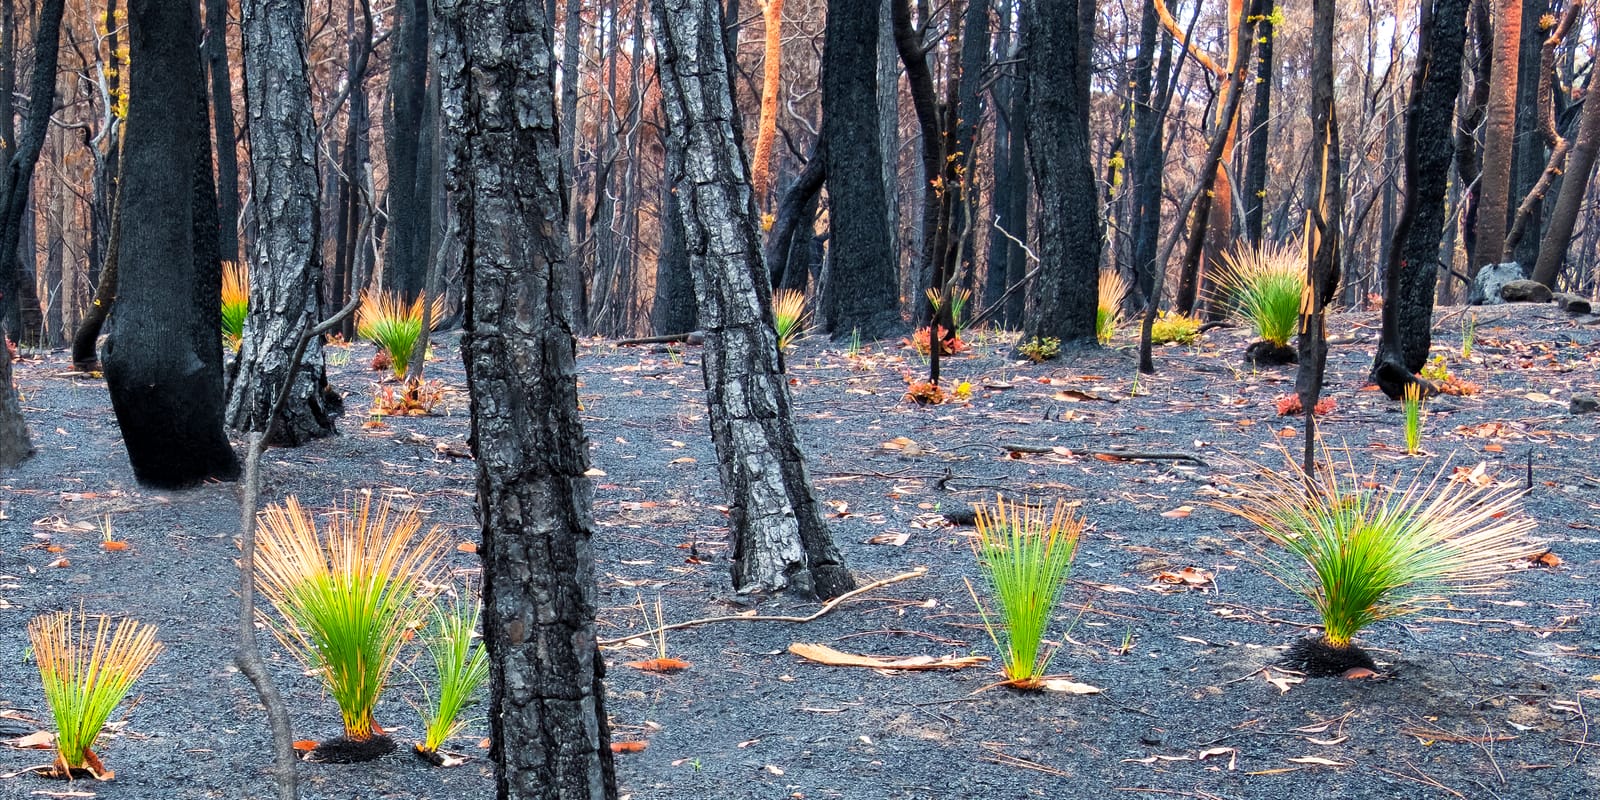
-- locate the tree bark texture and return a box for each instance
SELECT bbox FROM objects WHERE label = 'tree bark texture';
[227,0,339,445]
[1532,9,1600,287]
[433,1,618,798]
[1242,0,1274,246]
[821,0,901,341]
[384,0,434,300]
[652,136,698,335]
[652,0,856,599]
[103,0,240,489]
[1021,0,1103,344]
[1473,0,1522,273]
[204,0,242,264]
[1373,0,1472,395]
[1297,0,1343,474]
[765,140,825,291]
[0,0,66,342]
[1507,0,1549,269]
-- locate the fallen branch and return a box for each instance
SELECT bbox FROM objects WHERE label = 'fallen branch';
[597,567,927,646]
[1000,443,1210,467]
[616,331,704,346]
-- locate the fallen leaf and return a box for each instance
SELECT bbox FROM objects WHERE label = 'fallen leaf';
[100,541,129,552]
[865,531,910,546]
[456,541,478,554]
[626,657,692,673]
[610,740,648,753]
[764,764,784,776]
[788,643,988,671]
[1287,756,1348,767]
[1263,669,1304,694]
[1160,506,1193,519]
[1040,679,1102,695]
[291,740,318,753]
[1305,736,1349,746]
[46,558,69,569]
[1342,667,1377,680]
[5,730,54,749]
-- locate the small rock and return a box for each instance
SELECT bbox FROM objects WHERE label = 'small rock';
[1469,262,1522,305]
[1500,279,1553,304]
[1139,731,1164,746]
[1571,394,1600,415]
[1554,292,1593,314]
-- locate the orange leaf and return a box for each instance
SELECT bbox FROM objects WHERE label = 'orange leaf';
[1093,453,1122,462]
[611,740,649,753]
[627,657,692,673]
[292,740,318,753]
[1483,443,1504,453]
[101,541,129,552]
[457,541,478,554]
[1160,506,1193,519]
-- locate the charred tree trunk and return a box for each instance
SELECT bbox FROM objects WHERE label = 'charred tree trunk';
[1020,0,1102,344]
[1372,0,1472,397]
[653,139,699,335]
[821,0,900,340]
[1297,0,1343,474]
[1126,0,1168,306]
[433,1,618,797]
[227,0,339,445]
[1242,0,1274,246]
[330,0,373,341]
[204,0,241,263]
[1533,20,1600,287]
[766,139,825,291]
[384,0,433,301]
[1507,0,1550,269]
[652,0,855,599]
[104,0,240,488]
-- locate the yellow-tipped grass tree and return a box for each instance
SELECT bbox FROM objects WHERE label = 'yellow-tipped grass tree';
[967,497,1083,688]
[355,289,445,380]
[414,592,489,765]
[1218,452,1540,675]
[254,494,445,761]
[1096,269,1127,345]
[1214,240,1304,365]
[29,611,163,779]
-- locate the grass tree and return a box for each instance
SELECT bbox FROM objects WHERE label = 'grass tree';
[29,611,163,779]
[1215,241,1304,365]
[1219,453,1540,675]
[415,593,489,765]
[967,497,1083,688]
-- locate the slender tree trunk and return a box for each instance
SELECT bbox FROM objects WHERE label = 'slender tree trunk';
[1373,0,1472,397]
[1473,0,1523,273]
[1533,11,1600,287]
[652,136,698,335]
[1297,0,1343,474]
[227,0,339,445]
[72,186,120,370]
[105,0,240,489]
[821,0,901,340]
[1021,0,1101,344]
[1242,0,1274,246]
[384,0,433,300]
[749,0,784,204]
[1508,0,1550,269]
[877,0,901,295]
[765,140,825,291]
[1503,2,1583,262]
[434,2,618,798]
[204,0,242,264]
[652,0,855,599]
[1456,0,1492,267]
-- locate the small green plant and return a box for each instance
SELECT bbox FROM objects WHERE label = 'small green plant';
[416,592,489,764]
[29,610,163,778]
[771,289,809,351]
[221,261,249,351]
[1402,383,1424,455]
[1461,313,1477,359]
[1096,270,1127,345]
[1017,335,1060,363]
[1419,354,1452,383]
[255,494,445,759]
[356,289,444,380]
[926,286,972,336]
[1216,450,1540,676]
[846,327,862,358]
[1149,311,1202,345]
[1214,241,1304,348]
[966,496,1083,689]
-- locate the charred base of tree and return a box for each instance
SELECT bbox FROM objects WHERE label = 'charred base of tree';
[1244,340,1298,366]
[1370,357,1437,401]
[308,734,396,763]
[1282,637,1378,677]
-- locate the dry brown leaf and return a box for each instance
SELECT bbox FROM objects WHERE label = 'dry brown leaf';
[1040,678,1102,695]
[1287,756,1348,767]
[5,730,54,749]
[866,531,910,546]
[1160,506,1193,519]
[1263,668,1303,694]
[626,657,691,673]
[456,541,478,554]
[788,643,988,671]
[610,740,648,753]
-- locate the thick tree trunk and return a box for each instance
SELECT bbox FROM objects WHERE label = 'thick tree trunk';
[652,138,699,335]
[384,0,433,300]
[652,0,855,599]
[1532,20,1600,287]
[1373,0,1472,397]
[1298,0,1343,474]
[227,0,338,445]
[1473,0,1522,274]
[103,0,240,489]
[821,0,900,340]
[204,0,241,263]
[1021,0,1103,344]
[433,1,618,798]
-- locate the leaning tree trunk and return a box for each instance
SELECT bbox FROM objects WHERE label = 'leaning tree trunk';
[433,1,618,798]
[652,0,856,599]
[226,0,339,445]
[103,0,240,489]
[1372,0,1473,398]
[1532,10,1600,288]
[1021,0,1103,345]
[821,0,900,341]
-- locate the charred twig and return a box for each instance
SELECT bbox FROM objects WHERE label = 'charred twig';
[1000,443,1209,467]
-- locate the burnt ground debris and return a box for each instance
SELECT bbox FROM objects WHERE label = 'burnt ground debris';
[1,302,1598,799]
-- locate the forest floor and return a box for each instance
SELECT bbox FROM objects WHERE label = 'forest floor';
[2,302,1599,800]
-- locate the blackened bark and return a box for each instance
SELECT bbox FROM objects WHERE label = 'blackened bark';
[652,0,856,599]
[1507,0,1549,269]
[890,0,947,323]
[1372,0,1471,397]
[1456,0,1491,267]
[330,0,373,341]
[1473,0,1522,273]
[1126,0,1167,306]
[765,139,825,291]
[1503,2,1581,262]
[1297,0,1343,474]
[204,0,241,263]
[0,0,66,341]
[433,1,618,797]
[652,137,698,335]
[384,0,433,300]
[984,5,1018,317]
[821,0,901,340]
[103,0,240,489]
[1242,0,1274,246]
[227,0,338,445]
[1021,0,1102,344]
[1532,28,1600,287]
[72,190,120,370]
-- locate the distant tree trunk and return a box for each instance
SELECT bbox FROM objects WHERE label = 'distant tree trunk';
[1125,0,1168,306]
[653,140,699,335]
[227,0,338,445]
[204,0,241,264]
[104,0,240,489]
[950,0,989,298]
[1473,0,1522,274]
[765,140,825,291]
[434,2,618,798]
[1020,0,1101,344]
[1503,2,1582,262]
[749,0,783,204]
[330,0,373,341]
[1373,0,1472,397]
[384,0,433,300]
[821,0,901,340]
[877,0,900,294]
[652,0,856,599]
[1242,0,1274,246]
[1456,0,1492,268]
[73,187,120,370]
[1297,0,1343,475]
[1507,0,1550,269]
[0,0,65,342]
[985,3,1018,315]
[1532,16,1600,287]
